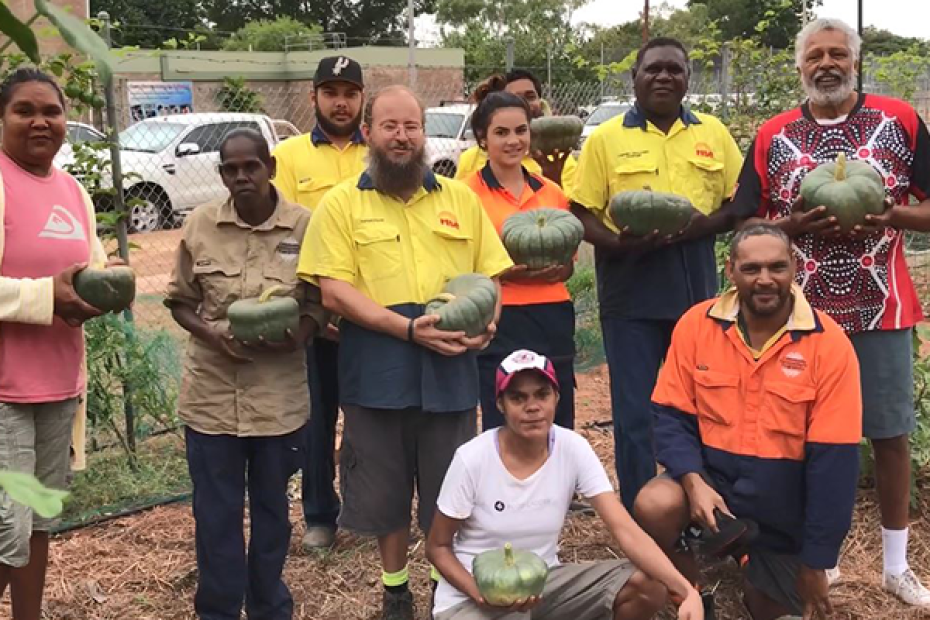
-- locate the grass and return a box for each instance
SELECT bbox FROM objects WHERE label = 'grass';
[60,434,190,530]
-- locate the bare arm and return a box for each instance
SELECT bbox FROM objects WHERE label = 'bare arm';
[168,302,251,363]
[426,512,483,603]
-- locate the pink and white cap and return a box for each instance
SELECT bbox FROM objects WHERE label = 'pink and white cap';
[495,349,560,398]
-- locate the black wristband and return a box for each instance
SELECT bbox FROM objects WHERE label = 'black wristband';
[407,318,415,342]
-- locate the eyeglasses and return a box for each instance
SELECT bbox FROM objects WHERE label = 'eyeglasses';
[378,122,423,136]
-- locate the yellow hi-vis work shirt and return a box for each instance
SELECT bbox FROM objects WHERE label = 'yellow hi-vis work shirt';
[272,126,368,211]
[298,170,513,412]
[569,105,743,233]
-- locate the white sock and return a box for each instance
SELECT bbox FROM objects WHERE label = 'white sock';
[882,526,909,576]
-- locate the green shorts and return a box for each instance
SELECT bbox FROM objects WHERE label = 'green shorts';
[434,560,635,620]
[0,399,77,568]
[850,328,915,439]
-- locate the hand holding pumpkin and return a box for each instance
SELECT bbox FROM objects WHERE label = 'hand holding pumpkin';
[206,327,253,364]
[850,197,896,239]
[458,321,496,351]
[53,263,104,327]
[503,264,571,284]
[531,148,570,185]
[782,196,842,238]
[411,314,468,356]
[478,594,542,612]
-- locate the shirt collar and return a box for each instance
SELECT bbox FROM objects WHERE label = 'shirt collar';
[623,102,702,130]
[707,283,821,335]
[480,161,544,192]
[216,187,300,231]
[311,125,365,146]
[357,169,442,193]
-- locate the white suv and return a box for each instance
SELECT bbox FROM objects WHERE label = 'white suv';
[424,103,475,178]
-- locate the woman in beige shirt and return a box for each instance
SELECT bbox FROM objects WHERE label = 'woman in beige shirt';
[165,128,326,620]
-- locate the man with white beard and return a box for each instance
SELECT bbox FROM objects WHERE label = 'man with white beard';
[732,18,930,608]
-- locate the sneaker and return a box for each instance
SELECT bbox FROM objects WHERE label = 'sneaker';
[826,566,841,587]
[883,568,930,607]
[302,525,336,550]
[382,588,415,620]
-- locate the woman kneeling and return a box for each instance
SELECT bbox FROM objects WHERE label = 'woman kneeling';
[427,349,703,620]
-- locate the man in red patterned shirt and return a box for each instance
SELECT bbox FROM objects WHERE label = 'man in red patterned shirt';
[731,17,930,608]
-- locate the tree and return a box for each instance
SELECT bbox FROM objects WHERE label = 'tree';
[222,17,322,52]
[687,0,821,48]
[862,27,930,57]
[90,0,206,48]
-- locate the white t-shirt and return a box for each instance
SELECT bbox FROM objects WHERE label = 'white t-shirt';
[433,426,614,614]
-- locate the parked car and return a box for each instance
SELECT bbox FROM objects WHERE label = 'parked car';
[53,121,106,170]
[272,119,301,141]
[579,101,632,148]
[424,103,475,178]
[112,113,285,233]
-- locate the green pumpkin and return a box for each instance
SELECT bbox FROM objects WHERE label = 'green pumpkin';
[608,190,694,236]
[73,266,136,313]
[424,273,498,337]
[799,152,886,232]
[501,208,584,269]
[227,285,300,343]
[472,543,549,606]
[530,116,584,154]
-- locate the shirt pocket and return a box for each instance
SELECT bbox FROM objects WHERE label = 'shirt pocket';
[693,370,740,449]
[262,256,301,298]
[353,224,403,282]
[431,226,475,281]
[192,262,242,319]
[609,157,659,196]
[297,177,336,207]
[762,381,815,461]
[685,157,726,214]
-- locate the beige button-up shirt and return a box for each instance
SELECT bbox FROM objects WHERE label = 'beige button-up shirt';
[165,193,325,437]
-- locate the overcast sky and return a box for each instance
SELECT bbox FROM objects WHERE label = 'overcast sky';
[571,0,929,39]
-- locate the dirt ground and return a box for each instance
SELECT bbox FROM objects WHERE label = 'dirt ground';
[0,366,925,620]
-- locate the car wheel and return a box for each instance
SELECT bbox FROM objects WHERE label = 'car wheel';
[126,188,167,233]
[433,160,457,178]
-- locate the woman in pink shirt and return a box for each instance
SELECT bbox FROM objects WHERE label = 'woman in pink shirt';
[0,68,109,620]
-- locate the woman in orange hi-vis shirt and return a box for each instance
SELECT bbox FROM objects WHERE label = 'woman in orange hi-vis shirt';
[464,90,577,431]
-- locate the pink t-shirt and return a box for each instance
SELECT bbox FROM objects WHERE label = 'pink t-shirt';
[0,152,92,402]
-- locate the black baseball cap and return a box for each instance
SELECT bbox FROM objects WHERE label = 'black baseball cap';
[314,56,364,89]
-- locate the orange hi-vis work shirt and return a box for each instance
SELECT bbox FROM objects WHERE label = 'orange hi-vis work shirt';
[465,163,570,306]
[651,285,862,569]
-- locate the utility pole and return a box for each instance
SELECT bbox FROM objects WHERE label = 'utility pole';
[407,0,417,87]
[600,41,606,100]
[505,37,515,71]
[857,0,864,92]
[642,0,650,45]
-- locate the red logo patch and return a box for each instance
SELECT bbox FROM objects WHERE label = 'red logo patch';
[695,142,715,159]
[438,210,460,230]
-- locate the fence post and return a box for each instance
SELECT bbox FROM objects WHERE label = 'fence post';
[98,10,137,459]
[505,38,514,71]
[720,43,731,122]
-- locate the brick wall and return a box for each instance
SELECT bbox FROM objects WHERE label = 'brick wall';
[5,0,89,56]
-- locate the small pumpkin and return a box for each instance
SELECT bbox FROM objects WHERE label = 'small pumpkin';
[227,285,300,343]
[608,190,694,236]
[472,543,549,606]
[424,273,498,338]
[799,152,886,232]
[530,116,584,154]
[501,208,584,269]
[73,266,136,313]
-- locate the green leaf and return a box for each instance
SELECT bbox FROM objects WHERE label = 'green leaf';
[34,0,114,84]
[0,4,40,63]
[0,471,68,518]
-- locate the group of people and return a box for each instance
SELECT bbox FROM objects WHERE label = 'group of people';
[0,14,928,620]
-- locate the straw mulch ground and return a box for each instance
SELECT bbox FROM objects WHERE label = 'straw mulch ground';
[2,365,929,620]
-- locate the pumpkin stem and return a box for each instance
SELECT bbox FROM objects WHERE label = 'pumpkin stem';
[504,543,514,566]
[536,214,547,228]
[834,152,847,181]
[258,285,284,304]
[432,293,456,303]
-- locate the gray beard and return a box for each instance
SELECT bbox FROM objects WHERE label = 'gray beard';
[803,71,857,108]
[367,145,429,199]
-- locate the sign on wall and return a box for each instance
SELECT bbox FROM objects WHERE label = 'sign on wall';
[127,82,194,122]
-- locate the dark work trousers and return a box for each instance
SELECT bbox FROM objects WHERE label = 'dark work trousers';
[478,301,576,431]
[600,317,676,513]
[302,338,340,528]
[185,425,304,620]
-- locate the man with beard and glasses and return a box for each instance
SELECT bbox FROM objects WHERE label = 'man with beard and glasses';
[731,18,930,607]
[273,56,367,551]
[454,69,578,190]
[297,86,513,620]
[569,37,744,516]
[634,223,861,620]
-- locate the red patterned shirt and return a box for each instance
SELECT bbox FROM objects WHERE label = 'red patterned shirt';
[732,94,930,334]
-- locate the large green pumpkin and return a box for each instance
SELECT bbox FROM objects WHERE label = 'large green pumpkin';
[227,285,300,343]
[799,152,886,232]
[608,190,694,236]
[424,273,498,337]
[501,208,584,269]
[530,116,584,154]
[73,266,136,313]
[473,543,549,606]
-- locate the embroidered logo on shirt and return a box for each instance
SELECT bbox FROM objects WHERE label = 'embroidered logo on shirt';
[694,142,715,159]
[38,205,86,241]
[276,238,300,263]
[438,210,460,230]
[494,501,505,512]
[781,352,807,378]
